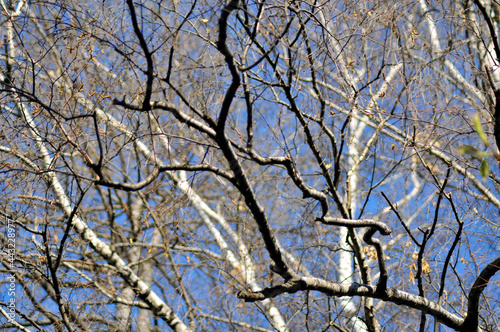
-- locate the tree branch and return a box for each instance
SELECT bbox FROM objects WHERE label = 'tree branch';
[216,0,241,132]
[238,277,464,331]
[125,0,154,112]
[462,256,500,331]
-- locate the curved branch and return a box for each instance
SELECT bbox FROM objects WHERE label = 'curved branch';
[94,167,161,192]
[94,164,234,192]
[216,0,241,132]
[462,256,500,331]
[316,217,391,291]
[238,277,464,331]
[316,217,391,236]
[363,228,388,291]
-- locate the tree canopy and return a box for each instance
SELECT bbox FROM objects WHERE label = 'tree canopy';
[1,0,500,331]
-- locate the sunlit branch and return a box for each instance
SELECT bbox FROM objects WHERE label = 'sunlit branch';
[0,307,32,332]
[238,277,464,331]
[316,217,391,236]
[5,67,192,332]
[92,92,289,330]
[148,113,289,330]
[419,0,486,104]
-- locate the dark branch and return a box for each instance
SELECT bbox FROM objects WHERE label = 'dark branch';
[462,256,500,331]
[125,0,154,112]
[216,0,241,133]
